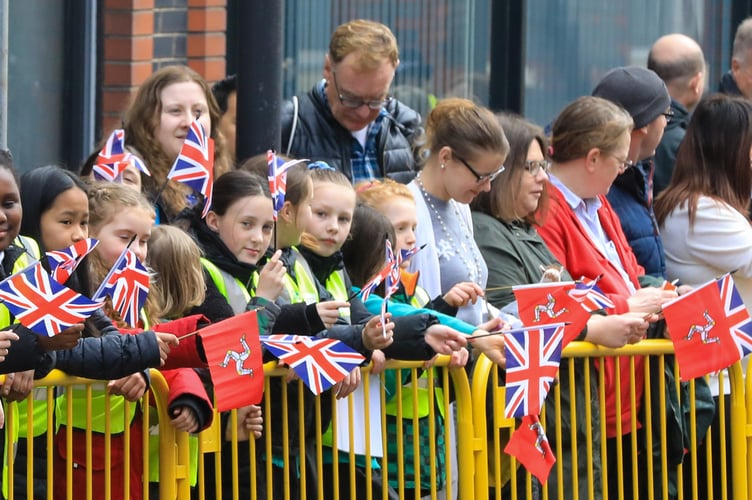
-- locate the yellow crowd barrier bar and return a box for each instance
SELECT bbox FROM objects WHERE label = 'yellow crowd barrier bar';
[0,369,178,500]
[5,338,752,499]
[471,339,749,500]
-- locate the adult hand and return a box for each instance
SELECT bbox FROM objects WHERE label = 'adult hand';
[626,287,677,315]
[442,282,484,308]
[585,312,650,348]
[424,324,467,355]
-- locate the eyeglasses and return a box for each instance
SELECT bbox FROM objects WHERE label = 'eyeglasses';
[331,71,392,110]
[453,153,505,183]
[662,110,675,124]
[523,160,551,176]
[610,154,635,173]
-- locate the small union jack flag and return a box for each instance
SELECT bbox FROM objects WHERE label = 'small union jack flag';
[399,243,425,263]
[359,261,391,302]
[384,240,401,299]
[504,323,565,418]
[260,335,365,395]
[569,275,615,312]
[267,150,307,220]
[46,238,99,284]
[0,262,102,336]
[93,129,150,182]
[717,274,752,358]
[167,120,214,218]
[93,247,150,328]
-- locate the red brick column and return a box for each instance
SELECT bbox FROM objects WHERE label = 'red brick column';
[102,0,155,133]
[187,0,227,84]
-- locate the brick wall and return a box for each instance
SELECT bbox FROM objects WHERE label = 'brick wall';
[101,0,226,133]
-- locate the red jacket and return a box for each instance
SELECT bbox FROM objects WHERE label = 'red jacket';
[538,184,644,438]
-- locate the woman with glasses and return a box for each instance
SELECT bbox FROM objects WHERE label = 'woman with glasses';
[537,96,678,499]
[471,112,654,499]
[407,98,509,326]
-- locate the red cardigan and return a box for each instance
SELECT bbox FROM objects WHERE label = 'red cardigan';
[538,183,645,438]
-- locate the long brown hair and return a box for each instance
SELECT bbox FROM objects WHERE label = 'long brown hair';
[471,113,549,224]
[655,94,752,227]
[123,65,231,221]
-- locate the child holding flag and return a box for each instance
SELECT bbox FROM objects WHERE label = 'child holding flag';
[15,165,178,498]
[299,164,472,499]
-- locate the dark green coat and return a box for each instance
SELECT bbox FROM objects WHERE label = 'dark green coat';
[472,211,602,499]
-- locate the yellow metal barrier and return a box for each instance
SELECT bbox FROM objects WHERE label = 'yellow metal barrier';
[471,339,749,500]
[0,369,177,500]
[193,357,475,499]
[4,339,752,499]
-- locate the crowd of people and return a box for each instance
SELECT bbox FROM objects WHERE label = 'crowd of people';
[0,13,749,500]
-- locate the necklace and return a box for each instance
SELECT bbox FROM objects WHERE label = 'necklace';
[415,172,484,286]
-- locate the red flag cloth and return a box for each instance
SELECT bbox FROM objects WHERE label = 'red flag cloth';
[513,282,590,346]
[663,274,751,381]
[199,310,263,411]
[504,415,556,484]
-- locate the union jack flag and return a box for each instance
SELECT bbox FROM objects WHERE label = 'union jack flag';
[46,238,99,284]
[0,262,102,336]
[399,244,424,263]
[266,150,307,220]
[93,129,150,182]
[504,323,565,418]
[359,260,391,302]
[260,335,365,395]
[568,275,615,312]
[167,120,214,218]
[384,240,401,299]
[93,248,150,328]
[717,274,752,358]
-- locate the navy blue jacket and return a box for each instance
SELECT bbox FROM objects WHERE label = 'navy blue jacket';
[606,160,667,279]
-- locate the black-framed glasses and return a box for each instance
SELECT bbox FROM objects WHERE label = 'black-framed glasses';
[523,160,551,176]
[662,110,675,124]
[453,153,505,183]
[331,70,392,110]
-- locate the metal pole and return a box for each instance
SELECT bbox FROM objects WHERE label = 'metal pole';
[0,0,9,150]
[235,1,283,163]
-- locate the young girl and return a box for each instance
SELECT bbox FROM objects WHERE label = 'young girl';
[50,181,162,500]
[144,224,215,497]
[300,165,471,499]
[16,166,177,499]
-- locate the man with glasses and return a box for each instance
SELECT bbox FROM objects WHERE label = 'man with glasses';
[648,34,706,195]
[592,66,671,279]
[281,19,421,184]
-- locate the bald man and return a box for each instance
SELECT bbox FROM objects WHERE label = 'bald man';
[648,34,705,195]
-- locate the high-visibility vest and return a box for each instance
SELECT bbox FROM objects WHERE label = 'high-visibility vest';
[9,236,51,439]
[200,258,253,314]
[3,236,41,497]
[54,313,148,434]
[281,247,319,305]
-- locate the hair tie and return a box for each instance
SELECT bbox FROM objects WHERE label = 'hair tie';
[547,146,554,158]
[307,161,335,171]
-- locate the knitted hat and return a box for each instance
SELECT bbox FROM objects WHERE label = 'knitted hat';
[592,66,670,129]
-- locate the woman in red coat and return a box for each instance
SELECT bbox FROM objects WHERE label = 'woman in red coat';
[537,96,678,499]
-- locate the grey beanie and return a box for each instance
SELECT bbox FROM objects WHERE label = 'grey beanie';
[592,66,671,129]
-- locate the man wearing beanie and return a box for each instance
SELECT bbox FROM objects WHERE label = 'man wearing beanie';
[593,66,671,279]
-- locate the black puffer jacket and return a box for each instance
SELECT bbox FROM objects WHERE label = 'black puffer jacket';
[281,81,422,183]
